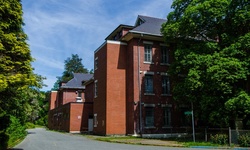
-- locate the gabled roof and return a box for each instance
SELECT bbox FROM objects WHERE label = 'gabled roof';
[61,73,93,89]
[95,15,167,53]
[130,15,166,36]
[105,24,134,40]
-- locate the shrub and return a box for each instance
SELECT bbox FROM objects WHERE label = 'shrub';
[210,134,228,145]
[25,122,36,129]
[35,115,48,126]
[6,116,27,147]
[238,134,250,147]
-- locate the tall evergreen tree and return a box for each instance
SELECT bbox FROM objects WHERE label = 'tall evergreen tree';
[162,0,250,128]
[62,54,89,81]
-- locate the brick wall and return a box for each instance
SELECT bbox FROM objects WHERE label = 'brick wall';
[106,42,127,135]
[69,103,84,132]
[49,91,58,110]
[48,102,93,133]
[93,44,107,135]
[85,81,94,103]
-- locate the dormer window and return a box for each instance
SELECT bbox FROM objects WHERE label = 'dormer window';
[136,18,145,26]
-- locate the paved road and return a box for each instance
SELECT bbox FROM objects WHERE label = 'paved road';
[12,128,222,150]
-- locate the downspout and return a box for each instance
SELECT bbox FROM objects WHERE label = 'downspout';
[138,34,143,135]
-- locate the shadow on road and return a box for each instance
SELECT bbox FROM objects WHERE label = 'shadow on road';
[27,131,36,134]
[8,148,23,150]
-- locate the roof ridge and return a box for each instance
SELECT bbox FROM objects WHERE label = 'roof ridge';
[138,15,166,21]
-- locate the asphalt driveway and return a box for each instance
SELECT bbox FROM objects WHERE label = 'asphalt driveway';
[11,128,223,150]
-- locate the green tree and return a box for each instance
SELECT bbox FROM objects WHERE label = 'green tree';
[52,54,89,90]
[0,0,44,149]
[0,0,37,92]
[162,0,250,127]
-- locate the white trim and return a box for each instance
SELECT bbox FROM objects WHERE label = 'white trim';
[143,62,154,65]
[144,71,154,75]
[107,40,127,45]
[143,41,153,45]
[94,80,98,83]
[95,57,98,60]
[94,40,127,53]
[160,72,169,76]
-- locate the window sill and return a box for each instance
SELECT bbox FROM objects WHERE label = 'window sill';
[144,93,155,96]
[161,94,172,96]
[143,62,154,65]
[160,63,170,66]
[144,126,156,129]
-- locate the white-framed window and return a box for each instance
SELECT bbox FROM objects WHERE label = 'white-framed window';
[94,57,98,70]
[77,90,82,97]
[144,44,152,63]
[145,75,153,93]
[163,107,171,127]
[145,107,154,127]
[94,113,97,127]
[162,76,170,95]
[161,46,169,64]
[94,80,98,98]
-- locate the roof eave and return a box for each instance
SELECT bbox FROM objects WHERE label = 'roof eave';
[105,24,134,40]
[60,86,85,90]
[130,30,163,37]
[122,31,164,42]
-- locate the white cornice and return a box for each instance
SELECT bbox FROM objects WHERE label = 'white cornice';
[94,40,127,53]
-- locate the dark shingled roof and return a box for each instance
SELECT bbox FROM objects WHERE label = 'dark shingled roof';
[130,15,166,36]
[62,73,93,89]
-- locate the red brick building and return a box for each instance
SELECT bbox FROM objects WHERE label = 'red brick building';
[92,15,183,135]
[48,73,94,133]
[48,15,189,135]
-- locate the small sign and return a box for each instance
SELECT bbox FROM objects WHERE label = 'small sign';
[184,111,192,115]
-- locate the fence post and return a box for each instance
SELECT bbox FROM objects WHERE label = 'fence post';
[228,127,231,146]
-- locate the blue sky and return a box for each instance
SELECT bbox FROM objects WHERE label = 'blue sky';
[21,0,172,91]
